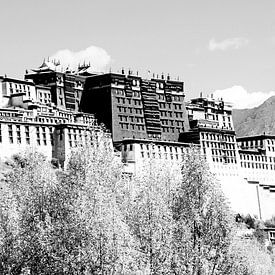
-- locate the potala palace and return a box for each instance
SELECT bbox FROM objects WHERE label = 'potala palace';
[0,60,275,220]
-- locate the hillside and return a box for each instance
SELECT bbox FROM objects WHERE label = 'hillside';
[233,96,275,137]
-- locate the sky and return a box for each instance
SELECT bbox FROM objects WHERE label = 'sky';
[0,0,275,109]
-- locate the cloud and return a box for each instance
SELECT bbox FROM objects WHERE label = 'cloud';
[213,86,275,109]
[208,37,249,51]
[50,45,111,72]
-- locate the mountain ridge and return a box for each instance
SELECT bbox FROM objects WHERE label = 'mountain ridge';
[233,96,275,137]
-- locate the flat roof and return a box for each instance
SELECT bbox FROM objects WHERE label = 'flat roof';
[237,135,275,141]
[115,138,197,147]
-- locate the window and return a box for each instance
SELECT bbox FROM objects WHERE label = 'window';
[8,125,13,143]
[16,125,21,144]
[36,127,41,145]
[68,131,72,147]
[42,127,47,145]
[25,126,30,144]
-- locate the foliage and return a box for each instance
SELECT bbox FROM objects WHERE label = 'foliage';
[229,236,275,275]
[122,160,179,274]
[235,214,268,245]
[0,151,59,274]
[0,144,274,274]
[171,146,234,274]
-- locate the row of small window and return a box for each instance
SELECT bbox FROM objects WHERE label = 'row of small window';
[212,157,237,164]
[161,119,185,127]
[159,102,182,110]
[9,83,31,90]
[35,117,68,124]
[211,149,236,157]
[0,112,18,118]
[241,162,275,170]
[157,94,183,102]
[56,111,75,119]
[155,82,164,89]
[120,123,145,131]
[8,125,30,144]
[221,123,232,129]
[68,133,87,147]
[267,146,275,152]
[38,92,51,104]
[162,127,182,133]
[207,114,231,125]
[67,129,92,145]
[117,106,143,114]
[36,127,53,146]
[160,111,184,118]
[139,144,185,154]
[113,89,140,98]
[267,139,275,145]
[201,132,235,142]
[119,115,144,123]
[204,113,219,121]
[205,113,216,120]
[202,141,235,150]
[240,154,275,162]
[68,128,86,135]
[119,79,140,87]
[140,151,182,160]
[206,112,231,121]
[9,82,31,91]
[116,97,142,106]
[10,88,30,95]
[239,140,264,148]
[0,124,53,146]
[123,143,186,156]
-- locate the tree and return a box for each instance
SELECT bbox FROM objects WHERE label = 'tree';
[0,135,138,274]
[58,137,138,274]
[171,146,234,274]
[1,142,274,274]
[0,151,60,274]
[122,159,180,274]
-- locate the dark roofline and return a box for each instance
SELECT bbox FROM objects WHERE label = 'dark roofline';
[195,126,235,135]
[86,72,184,84]
[237,135,275,141]
[35,85,51,90]
[263,227,275,231]
[26,71,64,77]
[114,138,196,147]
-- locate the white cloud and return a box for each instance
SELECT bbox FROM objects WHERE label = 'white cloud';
[208,37,249,51]
[213,86,275,109]
[50,45,111,72]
